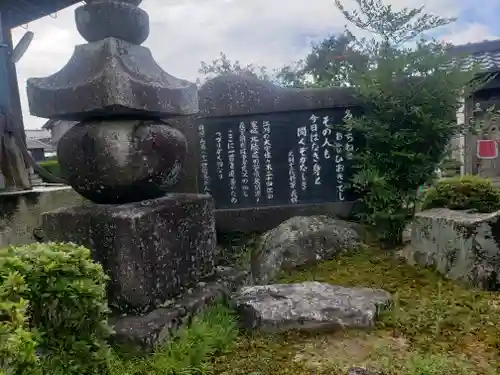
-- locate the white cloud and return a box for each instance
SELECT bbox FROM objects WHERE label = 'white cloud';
[10,0,498,129]
[440,23,499,45]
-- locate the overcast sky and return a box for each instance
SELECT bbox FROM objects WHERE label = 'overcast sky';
[12,0,500,129]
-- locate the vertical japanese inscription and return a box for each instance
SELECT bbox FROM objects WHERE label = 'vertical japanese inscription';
[297,126,308,191]
[199,108,357,208]
[249,121,261,202]
[227,129,237,204]
[288,150,298,204]
[215,131,224,180]
[239,122,250,198]
[197,124,210,193]
[309,115,321,185]
[320,114,347,201]
[344,109,354,160]
[262,121,274,200]
[335,128,345,201]
[321,116,333,160]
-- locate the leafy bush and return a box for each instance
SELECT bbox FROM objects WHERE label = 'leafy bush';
[0,243,112,375]
[421,175,500,213]
[0,274,40,375]
[38,160,61,181]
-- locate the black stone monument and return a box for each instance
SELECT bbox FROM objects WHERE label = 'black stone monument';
[196,74,363,232]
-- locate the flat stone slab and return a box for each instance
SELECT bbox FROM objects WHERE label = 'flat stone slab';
[111,266,249,352]
[231,282,391,332]
[404,208,500,290]
[41,194,216,313]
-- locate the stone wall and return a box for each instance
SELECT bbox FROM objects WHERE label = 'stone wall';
[0,186,85,247]
[402,208,500,290]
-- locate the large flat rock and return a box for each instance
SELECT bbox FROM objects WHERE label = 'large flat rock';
[403,208,500,290]
[232,281,391,332]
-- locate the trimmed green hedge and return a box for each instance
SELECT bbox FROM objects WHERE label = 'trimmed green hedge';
[0,243,111,375]
[421,175,500,213]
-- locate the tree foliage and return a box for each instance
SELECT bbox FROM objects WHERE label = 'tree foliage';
[278,33,368,87]
[198,52,271,82]
[335,0,484,245]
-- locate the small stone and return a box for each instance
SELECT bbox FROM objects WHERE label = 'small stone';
[57,119,187,204]
[347,367,377,375]
[232,282,391,333]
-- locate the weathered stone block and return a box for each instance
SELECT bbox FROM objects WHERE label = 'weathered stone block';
[41,194,216,312]
[75,0,149,45]
[403,208,500,290]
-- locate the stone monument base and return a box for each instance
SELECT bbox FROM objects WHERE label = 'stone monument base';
[41,194,216,313]
[111,266,249,353]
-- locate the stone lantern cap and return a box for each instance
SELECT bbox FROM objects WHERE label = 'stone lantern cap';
[26,0,198,120]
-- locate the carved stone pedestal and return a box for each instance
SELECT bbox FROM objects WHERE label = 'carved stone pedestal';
[41,194,216,313]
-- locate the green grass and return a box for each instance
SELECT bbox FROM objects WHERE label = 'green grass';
[108,302,239,375]
[209,248,500,375]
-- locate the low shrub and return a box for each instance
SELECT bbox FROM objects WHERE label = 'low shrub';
[38,160,61,181]
[421,175,500,213]
[0,242,112,375]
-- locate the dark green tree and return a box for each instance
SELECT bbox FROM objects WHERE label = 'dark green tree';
[198,34,366,87]
[334,0,483,245]
[277,32,368,87]
[198,52,271,81]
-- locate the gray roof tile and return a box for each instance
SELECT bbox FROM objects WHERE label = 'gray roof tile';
[449,39,500,72]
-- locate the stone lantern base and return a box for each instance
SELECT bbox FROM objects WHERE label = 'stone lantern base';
[41,194,216,313]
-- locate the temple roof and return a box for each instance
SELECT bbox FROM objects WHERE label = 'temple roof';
[1,0,81,29]
[449,38,500,73]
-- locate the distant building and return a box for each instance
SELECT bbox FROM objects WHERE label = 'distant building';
[42,119,78,146]
[25,129,55,162]
[25,129,51,141]
[449,38,500,177]
[26,138,55,162]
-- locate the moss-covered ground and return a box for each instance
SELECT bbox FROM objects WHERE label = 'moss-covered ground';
[210,248,500,375]
[111,247,500,375]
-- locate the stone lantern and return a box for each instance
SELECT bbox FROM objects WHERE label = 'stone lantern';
[29,0,217,319]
